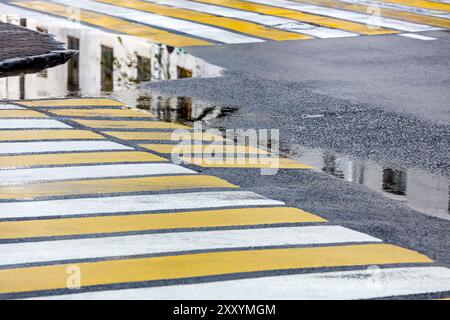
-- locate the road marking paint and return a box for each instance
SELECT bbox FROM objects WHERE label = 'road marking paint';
[103,131,224,141]
[0,119,71,129]
[49,108,156,118]
[95,0,312,40]
[180,157,315,169]
[0,151,167,169]
[140,143,269,154]
[39,267,450,300]
[0,130,104,141]
[0,104,26,110]
[0,191,284,219]
[398,33,437,40]
[193,0,397,34]
[0,207,325,240]
[0,164,196,185]
[51,0,265,44]
[247,0,441,32]
[16,98,125,108]
[0,141,132,155]
[0,244,432,295]
[0,110,47,118]
[381,0,450,13]
[0,175,238,200]
[76,119,189,129]
[143,0,357,38]
[0,226,381,267]
[296,0,450,29]
[12,1,211,47]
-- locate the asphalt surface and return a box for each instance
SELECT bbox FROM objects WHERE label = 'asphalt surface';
[143,31,450,266]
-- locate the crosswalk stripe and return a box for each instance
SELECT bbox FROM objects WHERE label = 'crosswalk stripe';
[39,267,450,300]
[16,98,125,108]
[0,104,26,110]
[0,141,132,155]
[76,119,189,129]
[0,175,238,200]
[51,0,265,44]
[240,0,441,31]
[0,164,196,185]
[0,151,167,169]
[143,0,357,38]
[140,143,269,154]
[0,207,325,240]
[193,0,397,34]
[296,0,450,28]
[0,110,47,118]
[49,109,156,118]
[0,130,104,141]
[0,119,71,129]
[381,0,450,13]
[12,1,212,47]
[94,0,312,40]
[0,244,432,295]
[180,157,314,169]
[103,131,224,141]
[0,226,381,267]
[0,191,284,219]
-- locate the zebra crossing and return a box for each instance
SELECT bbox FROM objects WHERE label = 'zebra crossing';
[5,0,449,47]
[0,98,449,299]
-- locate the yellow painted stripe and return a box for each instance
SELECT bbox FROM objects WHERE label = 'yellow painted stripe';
[16,98,125,108]
[0,130,104,141]
[76,120,189,129]
[0,110,47,118]
[0,151,167,169]
[95,0,311,40]
[49,109,156,118]
[0,207,325,240]
[104,131,224,141]
[0,175,238,200]
[0,244,431,295]
[381,0,450,13]
[194,0,397,35]
[12,1,211,47]
[295,0,450,29]
[181,157,315,169]
[140,143,269,154]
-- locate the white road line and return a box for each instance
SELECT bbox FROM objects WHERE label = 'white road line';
[52,0,264,44]
[0,141,132,155]
[0,104,26,110]
[36,266,450,300]
[0,191,284,219]
[0,164,196,185]
[398,33,437,40]
[339,0,450,20]
[249,0,442,32]
[0,226,381,266]
[145,0,357,38]
[0,119,71,129]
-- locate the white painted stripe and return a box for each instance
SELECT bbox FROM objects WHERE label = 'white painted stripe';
[398,33,437,40]
[52,0,264,44]
[145,0,357,38]
[0,226,381,266]
[0,104,26,110]
[0,191,284,219]
[249,0,442,32]
[37,267,450,300]
[339,0,450,20]
[0,141,132,155]
[0,119,71,129]
[0,164,196,185]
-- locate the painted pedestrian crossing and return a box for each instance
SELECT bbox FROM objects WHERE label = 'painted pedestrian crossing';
[0,97,449,300]
[7,0,449,48]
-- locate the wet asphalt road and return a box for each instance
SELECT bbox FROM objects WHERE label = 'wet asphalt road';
[143,31,450,266]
